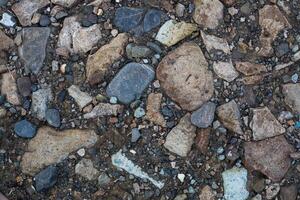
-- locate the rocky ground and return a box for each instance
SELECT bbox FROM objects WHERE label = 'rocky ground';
[0,0,300,199]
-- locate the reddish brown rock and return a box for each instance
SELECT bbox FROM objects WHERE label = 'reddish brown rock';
[195,128,211,154]
[235,62,267,76]
[145,93,166,127]
[220,0,236,6]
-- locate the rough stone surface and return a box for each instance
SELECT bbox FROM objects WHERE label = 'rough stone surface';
[17,77,31,97]
[51,0,79,7]
[1,71,21,105]
[21,127,98,175]
[34,165,58,192]
[114,7,145,32]
[68,85,92,110]
[145,93,166,127]
[279,185,298,200]
[191,102,216,128]
[75,159,99,180]
[126,43,152,59]
[199,185,215,200]
[282,84,300,114]
[157,42,214,111]
[14,119,37,138]
[195,128,211,154]
[83,103,123,119]
[0,30,14,52]
[213,61,239,82]
[31,88,53,120]
[235,62,268,76]
[201,31,230,54]
[45,109,61,128]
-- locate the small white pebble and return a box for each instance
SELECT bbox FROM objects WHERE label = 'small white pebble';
[111,29,118,37]
[177,174,185,183]
[77,148,85,157]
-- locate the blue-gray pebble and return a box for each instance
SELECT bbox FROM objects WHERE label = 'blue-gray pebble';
[34,165,58,192]
[191,102,216,128]
[14,119,37,138]
[143,9,163,32]
[114,7,145,32]
[45,109,61,128]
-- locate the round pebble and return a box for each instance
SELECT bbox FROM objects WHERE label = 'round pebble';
[14,119,37,138]
[45,109,61,128]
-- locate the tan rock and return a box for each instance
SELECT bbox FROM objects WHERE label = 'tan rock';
[282,84,300,114]
[1,71,21,105]
[0,30,14,52]
[235,62,268,76]
[201,31,230,54]
[145,93,166,127]
[83,103,123,119]
[199,185,215,200]
[239,74,264,85]
[213,61,239,82]
[157,42,214,111]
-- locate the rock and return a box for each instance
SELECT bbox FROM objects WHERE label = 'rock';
[39,15,51,26]
[244,135,294,182]
[45,109,61,128]
[145,93,166,127]
[193,0,224,29]
[34,165,58,192]
[98,173,111,187]
[17,77,31,97]
[282,84,300,114]
[222,167,249,200]
[199,185,215,200]
[106,62,155,104]
[155,20,197,47]
[1,71,21,105]
[266,184,280,200]
[0,30,14,51]
[157,42,214,111]
[131,128,141,143]
[195,128,211,154]
[51,0,79,7]
[235,62,267,76]
[134,107,145,118]
[126,43,153,59]
[86,33,129,85]
[164,114,196,157]
[114,7,145,32]
[19,27,50,74]
[220,0,236,5]
[0,12,16,27]
[276,42,290,57]
[83,103,123,119]
[0,0,8,6]
[31,88,53,120]
[0,107,6,118]
[250,107,285,141]
[191,102,216,128]
[201,31,230,54]
[21,127,98,175]
[174,194,187,200]
[279,185,298,200]
[0,192,8,200]
[14,119,37,138]
[68,85,92,110]
[143,9,163,32]
[75,158,99,180]
[216,100,243,134]
[252,195,262,200]
[12,0,49,26]
[213,61,239,82]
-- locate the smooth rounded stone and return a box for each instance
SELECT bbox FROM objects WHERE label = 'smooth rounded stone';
[131,128,141,143]
[17,77,31,97]
[114,7,145,32]
[134,107,145,118]
[143,9,163,32]
[39,15,51,26]
[106,62,155,104]
[34,165,58,192]
[14,119,37,138]
[45,109,61,128]
[126,43,153,59]
[191,102,216,128]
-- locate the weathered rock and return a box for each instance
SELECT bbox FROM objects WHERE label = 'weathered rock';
[45,109,61,128]
[235,62,268,76]
[114,7,145,32]
[0,30,14,51]
[31,88,53,120]
[131,128,141,143]
[83,103,123,119]
[244,135,294,182]
[266,184,280,200]
[279,185,298,200]
[250,107,285,141]
[51,0,79,7]
[1,71,21,105]
[126,43,153,59]
[98,172,111,187]
[145,93,166,127]
[164,114,196,157]
[106,62,155,104]
[191,102,216,128]
[21,127,98,175]
[143,9,163,32]
[19,27,50,74]
[75,158,99,180]
[14,119,37,138]
[195,128,211,154]
[213,61,239,82]
[217,100,243,134]
[34,165,58,192]
[157,42,214,111]
[201,31,230,54]
[17,77,31,97]
[86,33,129,85]
[220,0,236,5]
[199,185,215,200]
[282,84,300,114]
[68,85,92,110]
[193,0,224,29]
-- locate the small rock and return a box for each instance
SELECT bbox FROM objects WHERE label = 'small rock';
[1,71,21,105]
[282,84,300,114]
[279,185,298,200]
[251,194,262,200]
[68,85,92,110]
[17,77,31,97]
[235,62,268,76]
[14,119,37,138]
[213,61,239,82]
[77,148,85,157]
[131,128,141,143]
[191,102,216,128]
[45,109,61,128]
[114,7,145,32]
[177,174,185,182]
[31,88,53,120]
[266,184,280,200]
[0,12,16,27]
[0,107,6,118]
[175,3,185,17]
[174,194,187,200]
[276,42,290,57]
[0,30,14,52]
[199,185,215,200]
[98,173,111,187]
[291,73,298,83]
[143,9,163,33]
[83,103,123,119]
[39,15,51,26]
[52,0,78,7]
[75,158,99,180]
[195,128,211,154]
[126,43,153,59]
[134,107,145,118]
[145,93,166,127]
[201,31,230,54]
[34,165,58,192]
[109,97,118,104]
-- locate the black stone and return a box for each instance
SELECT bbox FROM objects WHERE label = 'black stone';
[34,165,58,192]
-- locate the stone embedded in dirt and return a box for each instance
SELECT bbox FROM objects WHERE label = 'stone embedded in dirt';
[0,30,14,52]
[145,93,166,127]
[14,119,37,138]
[199,185,215,200]
[45,108,61,128]
[83,103,123,119]
[34,165,58,192]
[193,0,224,29]
[12,0,49,26]
[51,0,79,7]
[31,88,53,120]
[1,71,21,105]
[126,43,153,59]
[213,61,239,82]
[191,102,216,128]
[157,42,214,111]
[114,7,145,32]
[266,184,280,200]
[164,114,196,157]
[98,172,111,187]
[235,62,268,76]
[282,84,300,114]
[201,31,230,54]
[217,100,243,135]
[68,85,92,110]
[17,77,31,97]
[19,27,50,74]
[279,185,298,200]
[220,0,236,5]
[143,9,164,33]
[222,167,249,200]
[250,107,285,141]
[195,128,211,154]
[86,33,129,85]
[75,158,99,180]
[106,62,155,104]
[244,135,294,182]
[155,20,197,47]
[21,126,98,175]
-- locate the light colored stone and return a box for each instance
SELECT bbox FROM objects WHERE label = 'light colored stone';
[83,103,123,119]
[213,61,239,82]
[75,158,99,180]
[282,84,300,114]
[68,85,92,110]
[199,185,215,200]
[21,127,98,175]
[201,31,230,54]
[51,0,80,7]
[235,62,268,76]
[145,93,166,127]
[266,184,280,200]
[31,88,53,120]
[1,71,20,105]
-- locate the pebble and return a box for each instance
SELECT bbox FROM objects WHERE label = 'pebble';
[45,109,61,128]
[114,7,145,32]
[201,31,230,54]
[75,158,99,180]
[34,165,58,192]
[98,173,111,187]
[134,107,145,118]
[126,43,153,59]
[213,61,239,82]
[175,3,185,17]
[52,0,77,7]
[14,119,37,138]
[199,185,215,200]
[282,84,300,113]
[191,102,216,128]
[0,12,16,27]
[39,15,51,26]
[109,97,118,104]
[31,88,53,120]
[83,103,123,119]
[177,174,185,182]
[1,71,21,105]
[0,0,8,6]
[266,184,280,200]
[17,77,31,97]
[131,128,141,143]
[291,73,298,83]
[143,9,163,33]
[145,93,166,127]
[68,85,92,110]
[77,148,85,157]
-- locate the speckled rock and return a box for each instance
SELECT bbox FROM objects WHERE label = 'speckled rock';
[75,158,99,180]
[235,62,268,76]
[213,61,239,82]
[282,84,300,114]
[31,88,53,120]
[145,93,166,127]
[201,31,230,54]
[199,185,215,200]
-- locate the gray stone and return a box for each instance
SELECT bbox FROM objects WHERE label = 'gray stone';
[31,88,53,120]
[45,109,61,128]
[0,13,16,27]
[83,103,123,119]
[213,61,239,82]
[131,128,141,143]
[98,173,111,187]
[282,84,300,114]
[68,85,92,110]
[191,102,216,128]
[51,0,79,7]
[143,9,163,32]
[34,165,58,192]
[126,43,153,59]
[14,119,37,138]
[114,7,145,32]
[75,158,99,180]
[17,77,31,97]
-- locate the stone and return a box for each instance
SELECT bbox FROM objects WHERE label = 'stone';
[98,173,111,187]
[213,61,239,82]
[244,135,294,182]
[145,93,166,127]
[155,20,197,47]
[45,109,61,128]
[276,42,290,57]
[195,128,211,154]
[157,42,214,111]
[191,102,216,128]
[0,30,14,52]
[134,107,145,118]
[106,62,155,104]
[14,119,37,138]
[250,107,285,141]
[31,88,53,120]
[0,0,8,6]
[19,27,50,74]
[266,184,280,200]
[222,167,249,200]
[51,0,79,7]
[34,165,58,192]
[131,128,141,143]
[199,185,215,200]
[114,7,145,32]
[12,0,49,26]
[201,31,230,54]
[68,85,92,110]
[17,77,31,97]
[174,194,187,200]
[164,114,196,157]
[282,84,300,114]
[252,195,262,200]
[75,158,99,180]
[126,43,153,59]
[21,127,98,175]
[193,0,224,29]
[176,3,185,17]
[1,71,21,105]
[143,9,163,32]
[235,62,268,76]
[83,103,123,119]
[279,185,298,200]
[39,15,51,26]
[0,13,16,27]
[86,33,129,85]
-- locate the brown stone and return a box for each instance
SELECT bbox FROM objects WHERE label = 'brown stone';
[235,62,268,76]
[199,185,215,200]
[0,30,14,52]
[195,128,211,154]
[1,71,21,105]
[279,185,298,200]
[220,0,236,6]
[145,93,166,127]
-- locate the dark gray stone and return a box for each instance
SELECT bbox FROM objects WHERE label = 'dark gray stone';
[45,109,61,128]
[143,9,163,32]
[131,128,141,143]
[17,77,31,97]
[114,7,145,32]
[191,102,216,128]
[106,62,155,104]
[126,43,153,59]
[34,165,58,192]
[276,42,289,57]
[39,15,51,26]
[14,119,37,138]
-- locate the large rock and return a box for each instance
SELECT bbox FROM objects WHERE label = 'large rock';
[282,84,300,114]
[31,88,53,120]
[21,127,98,175]
[86,33,129,85]
[14,119,37,139]
[164,114,196,157]
[157,42,214,111]
[1,71,21,105]
[145,93,166,127]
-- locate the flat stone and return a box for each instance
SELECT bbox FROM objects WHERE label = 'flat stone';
[143,9,163,32]
[83,103,123,119]
[34,165,58,192]
[201,31,230,54]
[51,0,79,7]
[19,27,50,74]
[17,77,31,97]
[250,107,285,141]
[155,20,197,47]
[199,185,215,200]
[244,135,294,182]
[68,85,92,110]
[45,109,61,128]
[21,126,98,175]
[282,84,300,114]
[126,43,153,59]
[164,114,196,157]
[86,33,129,85]
[145,93,166,127]
[1,71,21,105]
[31,88,53,120]
[75,158,99,180]
[14,119,37,138]
[114,7,145,32]
[213,61,239,82]
[157,42,214,111]
[106,62,155,104]
[0,30,14,52]
[191,102,216,128]
[195,128,211,154]
[235,62,268,76]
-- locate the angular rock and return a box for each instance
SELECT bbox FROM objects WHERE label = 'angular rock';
[98,172,111,187]
[157,42,214,111]
[14,119,37,138]
[250,107,285,141]
[1,71,21,105]
[83,103,123,119]
[86,33,129,85]
[106,62,155,104]
[68,85,92,110]
[279,185,298,200]
[282,84,300,114]
[199,185,215,200]
[114,7,145,32]
[143,9,163,32]
[34,165,58,192]
[45,109,61,128]
[126,43,153,59]
[191,102,216,128]
[244,135,294,182]
[51,0,79,7]
[266,184,280,200]
[235,62,267,76]
[21,126,98,175]
[145,93,166,127]
[0,13,16,27]
[75,158,99,180]
[164,114,196,157]
[195,128,211,154]
[201,31,230,54]
[0,30,14,51]
[155,20,197,47]
[31,88,53,120]
[17,77,31,97]
[213,61,239,82]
